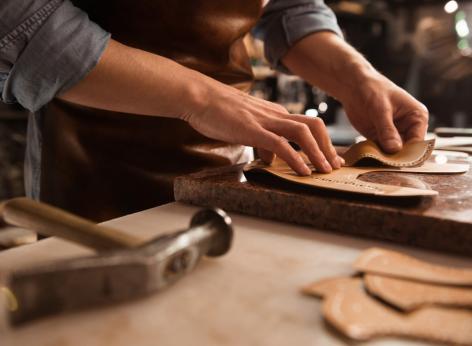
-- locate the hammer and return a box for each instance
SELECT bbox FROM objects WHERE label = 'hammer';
[0,198,233,326]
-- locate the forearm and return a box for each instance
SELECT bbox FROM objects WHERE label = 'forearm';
[59,39,209,119]
[281,31,381,103]
[283,31,428,152]
[59,38,345,175]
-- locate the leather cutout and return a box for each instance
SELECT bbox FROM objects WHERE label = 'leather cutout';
[244,140,469,197]
[341,139,435,167]
[323,281,472,344]
[302,247,472,345]
[364,274,472,311]
[301,277,361,298]
[354,248,472,286]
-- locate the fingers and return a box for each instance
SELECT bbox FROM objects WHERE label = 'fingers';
[262,114,346,173]
[251,103,342,173]
[259,130,312,176]
[374,106,403,153]
[285,121,333,173]
[369,86,428,152]
[264,118,330,173]
[257,148,275,164]
[290,115,344,169]
[402,105,429,143]
[189,82,340,175]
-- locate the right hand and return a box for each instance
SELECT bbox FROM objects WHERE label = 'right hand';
[180,78,344,175]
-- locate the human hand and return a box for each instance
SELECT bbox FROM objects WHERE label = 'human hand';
[342,73,429,153]
[181,78,344,175]
[280,32,428,154]
[57,38,342,175]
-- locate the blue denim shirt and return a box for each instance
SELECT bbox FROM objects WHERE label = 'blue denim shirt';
[0,0,341,199]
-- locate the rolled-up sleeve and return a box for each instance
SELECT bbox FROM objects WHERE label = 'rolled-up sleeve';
[253,0,343,73]
[0,0,110,112]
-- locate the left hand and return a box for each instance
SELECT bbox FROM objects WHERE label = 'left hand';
[341,73,429,153]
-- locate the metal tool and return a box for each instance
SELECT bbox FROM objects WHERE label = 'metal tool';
[0,198,233,326]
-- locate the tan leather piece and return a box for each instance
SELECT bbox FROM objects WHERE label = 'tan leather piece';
[364,274,472,311]
[323,281,472,345]
[354,248,472,286]
[41,0,263,221]
[302,250,472,344]
[301,277,361,298]
[244,143,469,197]
[341,139,435,167]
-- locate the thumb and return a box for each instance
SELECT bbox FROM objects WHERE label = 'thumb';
[374,110,403,153]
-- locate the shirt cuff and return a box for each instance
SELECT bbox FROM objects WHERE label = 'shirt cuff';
[256,2,343,74]
[2,0,110,112]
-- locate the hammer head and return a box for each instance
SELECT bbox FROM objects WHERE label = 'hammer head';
[1,208,234,327]
[190,208,233,257]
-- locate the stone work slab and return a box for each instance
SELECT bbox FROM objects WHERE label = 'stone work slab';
[174,157,472,256]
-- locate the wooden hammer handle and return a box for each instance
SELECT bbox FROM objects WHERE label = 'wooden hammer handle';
[0,198,143,251]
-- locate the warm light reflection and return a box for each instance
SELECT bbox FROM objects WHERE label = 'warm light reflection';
[456,18,470,37]
[305,108,319,117]
[318,102,328,114]
[434,154,449,164]
[1,286,18,312]
[445,0,459,14]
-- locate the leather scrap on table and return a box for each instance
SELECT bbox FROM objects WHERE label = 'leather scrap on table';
[301,276,361,298]
[302,247,472,345]
[323,280,472,345]
[364,274,472,311]
[354,247,472,286]
[244,139,470,197]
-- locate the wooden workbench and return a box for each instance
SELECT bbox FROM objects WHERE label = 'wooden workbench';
[1,203,471,346]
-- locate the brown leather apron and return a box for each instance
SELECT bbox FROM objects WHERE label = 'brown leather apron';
[40,0,263,221]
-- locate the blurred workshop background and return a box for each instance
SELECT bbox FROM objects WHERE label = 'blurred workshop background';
[1,0,471,199]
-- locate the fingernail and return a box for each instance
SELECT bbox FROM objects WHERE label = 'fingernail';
[322,160,332,173]
[338,156,345,166]
[385,139,402,152]
[301,164,312,176]
[331,158,341,169]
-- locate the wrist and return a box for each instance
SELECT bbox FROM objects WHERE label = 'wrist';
[174,70,213,122]
[335,58,380,103]
[338,65,400,112]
